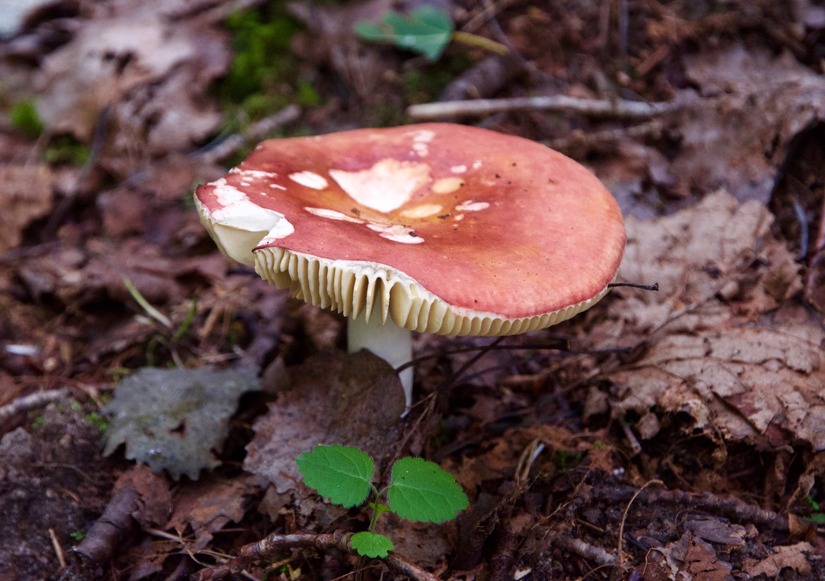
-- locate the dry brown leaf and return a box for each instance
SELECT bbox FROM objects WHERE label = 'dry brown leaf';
[168,475,257,550]
[36,14,228,152]
[743,541,815,577]
[603,191,823,450]
[0,164,54,253]
[672,45,825,202]
[650,531,733,581]
[244,350,406,494]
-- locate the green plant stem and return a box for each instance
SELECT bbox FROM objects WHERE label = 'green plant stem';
[451,31,508,55]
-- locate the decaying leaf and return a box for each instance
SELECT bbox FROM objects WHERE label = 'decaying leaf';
[36,14,228,152]
[672,45,825,202]
[602,190,824,450]
[244,350,405,494]
[743,541,815,578]
[0,164,54,253]
[168,475,258,550]
[103,366,259,480]
[650,531,733,581]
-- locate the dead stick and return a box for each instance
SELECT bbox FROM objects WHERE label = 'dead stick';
[194,105,301,165]
[556,535,618,566]
[407,95,682,121]
[195,530,438,581]
[0,388,69,422]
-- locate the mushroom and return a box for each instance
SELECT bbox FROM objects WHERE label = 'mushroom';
[194,123,625,409]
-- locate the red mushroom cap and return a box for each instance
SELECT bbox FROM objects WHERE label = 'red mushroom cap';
[195,123,625,336]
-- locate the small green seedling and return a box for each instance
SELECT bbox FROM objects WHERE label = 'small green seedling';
[296,444,468,558]
[355,6,507,62]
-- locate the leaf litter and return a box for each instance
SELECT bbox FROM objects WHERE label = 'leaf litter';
[600,190,825,451]
[1,1,824,579]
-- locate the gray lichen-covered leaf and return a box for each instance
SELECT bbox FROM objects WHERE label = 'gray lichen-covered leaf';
[103,367,259,480]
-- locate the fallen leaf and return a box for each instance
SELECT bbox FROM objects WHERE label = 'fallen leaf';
[36,14,228,152]
[244,350,405,494]
[103,366,260,480]
[651,531,733,581]
[602,190,824,450]
[672,45,825,202]
[685,516,746,547]
[168,475,258,550]
[743,541,815,577]
[0,164,54,253]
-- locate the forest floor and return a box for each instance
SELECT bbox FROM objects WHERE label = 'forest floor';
[1,1,824,579]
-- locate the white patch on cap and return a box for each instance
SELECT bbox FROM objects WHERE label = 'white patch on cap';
[269,183,286,190]
[472,160,482,169]
[454,213,465,221]
[259,218,296,245]
[450,165,467,174]
[455,200,490,212]
[289,171,329,190]
[367,222,425,244]
[239,169,278,180]
[212,178,248,206]
[431,177,465,195]
[304,207,364,223]
[211,196,288,233]
[400,203,442,219]
[330,159,430,213]
[410,129,435,157]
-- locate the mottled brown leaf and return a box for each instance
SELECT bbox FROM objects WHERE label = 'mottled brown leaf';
[604,191,823,449]
[0,165,53,253]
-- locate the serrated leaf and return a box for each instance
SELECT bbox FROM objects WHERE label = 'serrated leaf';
[296,445,374,508]
[351,531,393,558]
[354,6,454,61]
[387,457,468,523]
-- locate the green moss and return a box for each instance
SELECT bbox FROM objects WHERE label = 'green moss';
[43,135,90,166]
[216,4,320,127]
[9,99,44,139]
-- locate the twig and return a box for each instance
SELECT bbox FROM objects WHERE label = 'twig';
[592,485,790,531]
[617,480,663,567]
[556,535,617,566]
[74,486,141,562]
[546,119,666,154]
[193,105,302,166]
[49,528,67,569]
[194,530,438,581]
[407,95,682,121]
[608,282,659,291]
[0,388,69,422]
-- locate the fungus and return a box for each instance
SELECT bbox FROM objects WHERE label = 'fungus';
[194,123,625,409]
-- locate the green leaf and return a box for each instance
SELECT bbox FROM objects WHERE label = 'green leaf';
[388,457,468,523]
[351,531,394,558]
[354,6,454,61]
[296,445,374,508]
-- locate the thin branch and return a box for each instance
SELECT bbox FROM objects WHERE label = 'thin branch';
[193,105,302,165]
[0,388,69,422]
[194,530,438,581]
[618,480,663,567]
[556,535,618,566]
[407,94,682,121]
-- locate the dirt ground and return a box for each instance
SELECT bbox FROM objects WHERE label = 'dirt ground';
[1,1,824,579]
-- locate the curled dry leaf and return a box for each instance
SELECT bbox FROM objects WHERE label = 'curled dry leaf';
[602,190,823,450]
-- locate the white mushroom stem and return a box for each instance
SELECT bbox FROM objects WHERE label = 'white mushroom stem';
[347,312,413,410]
